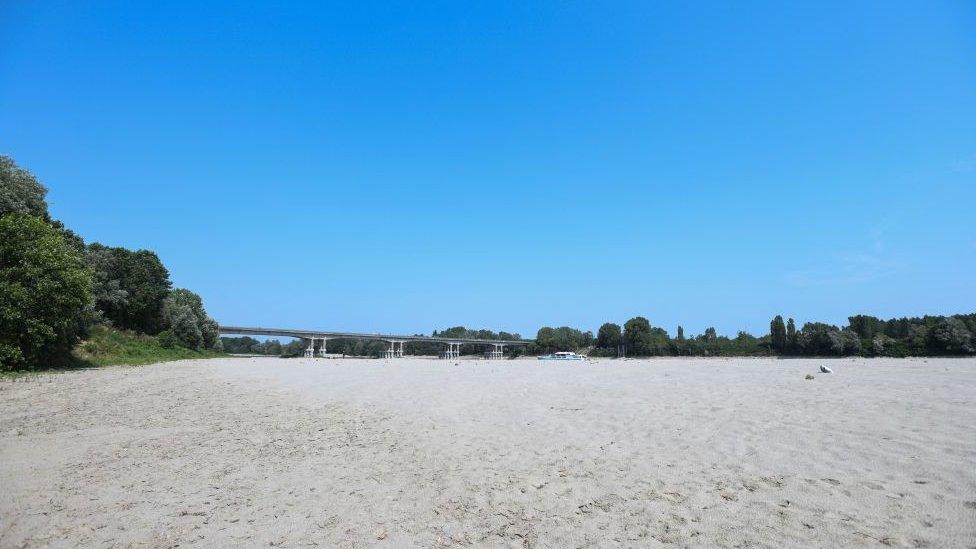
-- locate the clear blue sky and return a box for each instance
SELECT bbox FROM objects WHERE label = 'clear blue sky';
[2,1,974,337]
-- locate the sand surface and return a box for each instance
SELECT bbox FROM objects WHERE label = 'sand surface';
[1,357,974,548]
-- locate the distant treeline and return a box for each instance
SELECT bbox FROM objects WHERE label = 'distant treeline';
[580,314,976,357]
[1,155,222,371]
[222,313,976,359]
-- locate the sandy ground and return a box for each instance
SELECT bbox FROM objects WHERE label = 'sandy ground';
[1,357,974,548]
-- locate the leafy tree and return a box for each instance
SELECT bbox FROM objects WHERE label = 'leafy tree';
[623,317,668,356]
[797,323,845,355]
[829,328,862,355]
[870,333,899,357]
[161,288,220,350]
[928,317,973,355]
[281,339,306,357]
[0,214,92,370]
[848,315,884,340]
[770,315,787,353]
[0,155,48,218]
[221,336,258,353]
[534,326,593,352]
[786,318,797,352]
[0,157,84,253]
[264,339,282,355]
[202,318,222,351]
[596,322,622,350]
[89,245,172,334]
[84,244,129,325]
[168,306,203,349]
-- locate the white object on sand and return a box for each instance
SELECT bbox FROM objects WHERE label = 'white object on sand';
[820,365,832,373]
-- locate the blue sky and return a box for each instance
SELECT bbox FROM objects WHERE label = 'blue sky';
[2,1,974,337]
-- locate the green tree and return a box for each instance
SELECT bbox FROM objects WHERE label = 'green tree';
[161,288,220,350]
[0,155,48,218]
[848,315,884,340]
[84,243,129,325]
[264,339,282,355]
[623,317,655,356]
[92,245,171,334]
[0,214,92,370]
[770,315,787,353]
[928,317,973,355]
[596,322,622,350]
[534,326,592,352]
[786,318,797,352]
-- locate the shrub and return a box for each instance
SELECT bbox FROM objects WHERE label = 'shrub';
[157,329,179,349]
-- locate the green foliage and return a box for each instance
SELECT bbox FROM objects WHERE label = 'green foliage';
[0,155,48,218]
[0,214,93,371]
[928,317,974,355]
[396,327,524,357]
[157,329,178,348]
[796,322,841,355]
[280,339,307,357]
[770,315,787,353]
[0,155,224,370]
[221,336,284,355]
[73,325,223,367]
[596,322,622,350]
[786,318,797,352]
[622,317,670,356]
[161,288,221,350]
[533,326,593,353]
[86,244,172,334]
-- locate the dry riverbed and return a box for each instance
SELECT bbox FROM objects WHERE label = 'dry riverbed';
[1,357,974,548]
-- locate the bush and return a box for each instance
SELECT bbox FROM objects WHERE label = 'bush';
[157,329,179,349]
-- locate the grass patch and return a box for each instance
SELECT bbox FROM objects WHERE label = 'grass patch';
[72,325,225,368]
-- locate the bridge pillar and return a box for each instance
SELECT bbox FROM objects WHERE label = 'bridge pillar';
[395,341,404,358]
[485,344,504,360]
[440,342,458,359]
[448,342,460,359]
[303,338,314,358]
[495,344,505,359]
[384,340,396,359]
[316,337,328,358]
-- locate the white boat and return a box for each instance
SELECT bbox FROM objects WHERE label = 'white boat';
[538,351,586,361]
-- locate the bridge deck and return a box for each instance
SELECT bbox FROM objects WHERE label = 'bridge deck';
[218,325,531,345]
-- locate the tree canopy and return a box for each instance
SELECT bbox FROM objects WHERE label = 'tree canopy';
[0,214,92,370]
[0,155,48,218]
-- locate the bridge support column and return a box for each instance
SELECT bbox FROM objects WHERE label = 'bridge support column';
[303,338,314,358]
[495,344,505,359]
[440,342,458,359]
[395,341,404,358]
[385,341,399,359]
[485,344,504,360]
[316,337,328,358]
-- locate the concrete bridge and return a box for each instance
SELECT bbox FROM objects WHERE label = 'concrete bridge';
[218,325,532,359]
